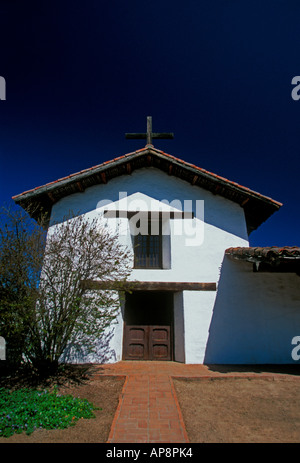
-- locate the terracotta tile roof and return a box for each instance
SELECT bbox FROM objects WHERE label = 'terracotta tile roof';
[225,246,300,263]
[12,145,282,233]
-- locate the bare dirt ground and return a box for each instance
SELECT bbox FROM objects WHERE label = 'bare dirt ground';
[173,376,300,443]
[0,364,300,443]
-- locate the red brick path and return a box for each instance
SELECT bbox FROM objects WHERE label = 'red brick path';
[90,361,284,444]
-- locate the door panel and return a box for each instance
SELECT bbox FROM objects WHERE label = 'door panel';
[124,325,171,360]
[149,327,171,360]
[124,326,148,360]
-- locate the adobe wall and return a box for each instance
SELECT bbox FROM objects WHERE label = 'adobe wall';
[49,167,250,364]
[204,257,300,364]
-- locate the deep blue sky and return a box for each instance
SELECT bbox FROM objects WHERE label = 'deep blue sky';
[0,0,299,246]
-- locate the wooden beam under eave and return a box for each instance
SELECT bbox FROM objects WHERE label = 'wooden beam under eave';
[241,198,249,206]
[147,155,153,166]
[191,175,198,185]
[168,164,173,175]
[213,185,221,195]
[101,172,107,184]
[47,192,56,203]
[77,181,84,192]
[126,163,132,174]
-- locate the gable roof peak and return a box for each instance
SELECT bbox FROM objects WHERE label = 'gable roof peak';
[13,146,282,234]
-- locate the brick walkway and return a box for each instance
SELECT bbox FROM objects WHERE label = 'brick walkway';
[91,361,279,443]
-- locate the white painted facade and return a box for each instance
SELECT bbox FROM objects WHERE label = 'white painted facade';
[204,258,300,364]
[48,167,299,364]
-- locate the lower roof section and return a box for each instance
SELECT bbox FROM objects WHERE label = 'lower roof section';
[226,246,300,261]
[225,246,300,274]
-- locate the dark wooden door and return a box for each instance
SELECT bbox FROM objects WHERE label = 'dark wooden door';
[124,325,149,360]
[124,325,171,360]
[149,326,171,360]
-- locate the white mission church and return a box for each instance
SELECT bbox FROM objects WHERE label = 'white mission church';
[13,118,300,365]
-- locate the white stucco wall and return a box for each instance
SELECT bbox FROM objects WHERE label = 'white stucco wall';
[204,257,300,364]
[50,168,249,281]
[49,167,251,364]
[183,291,219,364]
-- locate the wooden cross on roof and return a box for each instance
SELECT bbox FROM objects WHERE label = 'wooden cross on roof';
[125,116,174,146]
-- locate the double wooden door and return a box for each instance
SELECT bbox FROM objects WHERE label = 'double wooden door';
[123,324,172,361]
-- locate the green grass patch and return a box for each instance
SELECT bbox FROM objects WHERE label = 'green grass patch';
[0,386,101,437]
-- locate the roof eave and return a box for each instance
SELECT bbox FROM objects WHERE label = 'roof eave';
[12,146,282,232]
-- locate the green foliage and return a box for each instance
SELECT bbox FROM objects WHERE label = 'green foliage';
[0,205,47,366]
[0,386,101,438]
[0,205,132,371]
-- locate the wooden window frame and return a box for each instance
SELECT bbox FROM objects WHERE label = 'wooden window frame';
[133,220,163,269]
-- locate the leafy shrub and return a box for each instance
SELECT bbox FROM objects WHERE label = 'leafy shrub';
[0,386,100,437]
